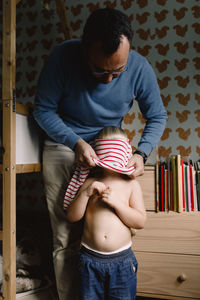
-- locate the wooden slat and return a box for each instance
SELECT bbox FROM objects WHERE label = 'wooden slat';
[55,0,72,40]
[0,231,3,241]
[16,102,29,115]
[16,163,41,173]
[2,0,16,299]
[133,211,200,255]
[1,163,41,174]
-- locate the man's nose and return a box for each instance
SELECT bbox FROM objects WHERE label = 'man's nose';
[104,73,113,83]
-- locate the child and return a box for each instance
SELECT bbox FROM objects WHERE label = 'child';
[66,126,146,300]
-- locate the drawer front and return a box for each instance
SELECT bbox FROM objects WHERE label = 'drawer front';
[135,251,200,299]
[137,166,155,211]
[133,212,200,255]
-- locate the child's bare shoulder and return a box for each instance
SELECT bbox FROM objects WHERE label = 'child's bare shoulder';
[128,177,142,190]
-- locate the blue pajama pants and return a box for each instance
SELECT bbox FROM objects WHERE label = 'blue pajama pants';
[78,246,138,300]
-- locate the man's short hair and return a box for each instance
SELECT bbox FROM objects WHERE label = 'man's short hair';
[82,8,133,55]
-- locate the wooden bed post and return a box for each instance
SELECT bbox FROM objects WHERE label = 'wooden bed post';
[2,0,16,299]
[55,0,72,40]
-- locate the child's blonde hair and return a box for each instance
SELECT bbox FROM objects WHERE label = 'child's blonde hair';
[96,126,128,140]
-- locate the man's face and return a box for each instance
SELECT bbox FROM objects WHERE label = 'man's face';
[87,35,130,84]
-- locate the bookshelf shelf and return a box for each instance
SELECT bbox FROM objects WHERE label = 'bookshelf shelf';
[134,166,200,300]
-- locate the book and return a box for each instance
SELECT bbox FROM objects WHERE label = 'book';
[165,168,169,211]
[161,164,164,211]
[170,164,173,211]
[189,163,195,211]
[197,171,200,211]
[176,154,182,212]
[192,166,198,211]
[171,156,177,212]
[181,159,186,212]
[184,164,189,211]
[167,158,171,211]
[155,156,160,212]
[163,163,166,211]
[187,164,192,211]
[159,164,162,212]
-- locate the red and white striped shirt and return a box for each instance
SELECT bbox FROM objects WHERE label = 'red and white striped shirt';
[63,139,135,209]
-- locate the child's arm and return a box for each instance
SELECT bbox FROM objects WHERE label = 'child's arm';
[102,179,146,229]
[66,179,107,223]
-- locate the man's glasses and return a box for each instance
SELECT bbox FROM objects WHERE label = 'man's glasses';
[92,66,128,77]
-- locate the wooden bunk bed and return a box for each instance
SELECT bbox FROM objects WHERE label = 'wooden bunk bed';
[2,2,41,299]
[1,1,71,299]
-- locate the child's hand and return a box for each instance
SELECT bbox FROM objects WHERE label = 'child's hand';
[87,181,107,197]
[101,187,114,207]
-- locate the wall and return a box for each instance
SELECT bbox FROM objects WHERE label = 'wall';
[0,0,199,211]
[8,0,199,163]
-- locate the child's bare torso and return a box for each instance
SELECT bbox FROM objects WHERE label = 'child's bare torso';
[82,175,133,252]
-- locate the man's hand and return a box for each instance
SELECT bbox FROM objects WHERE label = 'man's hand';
[74,138,98,168]
[127,153,144,178]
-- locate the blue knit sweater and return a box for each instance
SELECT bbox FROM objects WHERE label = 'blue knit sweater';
[33,39,167,155]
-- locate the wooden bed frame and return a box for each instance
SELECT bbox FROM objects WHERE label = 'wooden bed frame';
[1,3,43,297]
[1,1,71,298]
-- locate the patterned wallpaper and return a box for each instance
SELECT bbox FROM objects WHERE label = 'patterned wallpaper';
[0,0,199,220]
[1,0,199,163]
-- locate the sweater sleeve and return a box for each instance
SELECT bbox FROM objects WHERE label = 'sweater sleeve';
[135,60,167,156]
[33,45,80,149]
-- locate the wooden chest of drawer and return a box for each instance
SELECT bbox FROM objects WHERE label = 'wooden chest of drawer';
[135,251,200,299]
[133,212,200,255]
[137,165,155,211]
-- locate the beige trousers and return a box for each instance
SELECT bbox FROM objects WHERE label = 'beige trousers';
[43,142,83,300]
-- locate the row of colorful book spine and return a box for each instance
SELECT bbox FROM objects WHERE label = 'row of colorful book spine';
[156,156,200,212]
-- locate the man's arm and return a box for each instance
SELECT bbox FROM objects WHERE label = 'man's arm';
[33,45,97,167]
[127,59,167,177]
[33,45,81,150]
[136,60,167,155]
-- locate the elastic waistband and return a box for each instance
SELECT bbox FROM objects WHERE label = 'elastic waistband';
[81,241,132,255]
[80,245,133,261]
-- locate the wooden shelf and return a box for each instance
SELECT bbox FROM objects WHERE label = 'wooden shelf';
[16,163,41,173]
[0,163,41,174]
[133,211,200,255]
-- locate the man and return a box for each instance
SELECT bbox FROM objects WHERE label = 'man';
[33,8,167,300]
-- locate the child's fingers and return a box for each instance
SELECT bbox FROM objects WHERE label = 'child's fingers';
[102,186,111,195]
[93,182,107,194]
